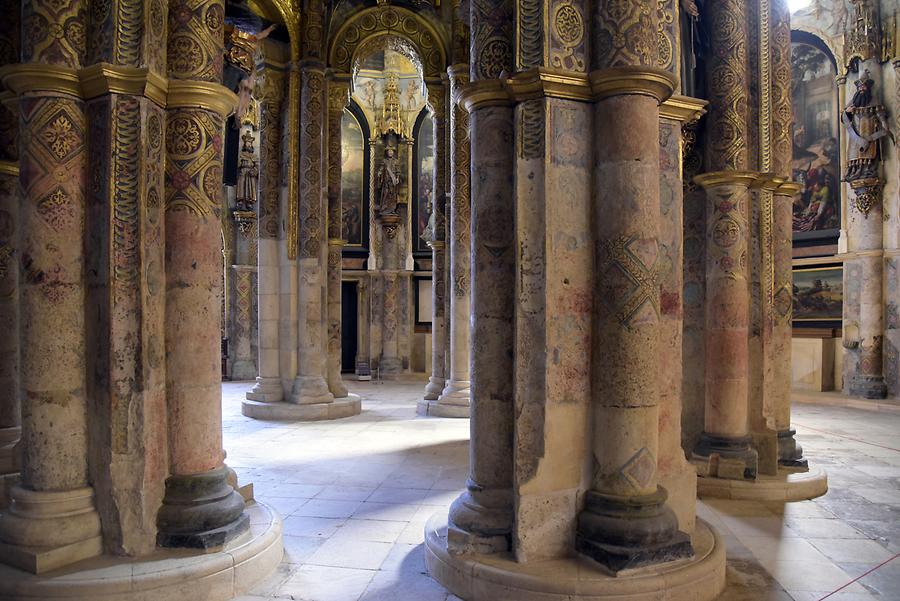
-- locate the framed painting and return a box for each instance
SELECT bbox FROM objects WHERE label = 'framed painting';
[415,277,432,325]
[791,31,841,244]
[793,266,842,322]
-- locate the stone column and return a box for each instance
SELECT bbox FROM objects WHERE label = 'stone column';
[773,181,806,466]
[157,0,247,548]
[576,0,691,573]
[420,82,449,405]
[447,0,516,551]
[290,37,333,405]
[435,66,471,416]
[0,12,19,510]
[0,0,103,574]
[690,0,759,480]
[247,64,286,402]
[326,79,349,398]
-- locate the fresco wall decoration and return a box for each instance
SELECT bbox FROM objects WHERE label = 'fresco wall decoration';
[791,33,841,238]
[414,111,434,253]
[341,107,365,247]
[793,266,843,321]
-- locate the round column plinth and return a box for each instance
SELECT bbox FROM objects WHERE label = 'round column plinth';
[0,501,282,601]
[246,377,284,403]
[424,512,725,601]
[423,377,446,401]
[697,465,828,502]
[242,394,361,421]
[417,400,470,418]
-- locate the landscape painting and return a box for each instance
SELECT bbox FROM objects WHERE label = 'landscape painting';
[793,266,843,321]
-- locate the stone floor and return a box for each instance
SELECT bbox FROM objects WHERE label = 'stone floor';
[226,379,900,601]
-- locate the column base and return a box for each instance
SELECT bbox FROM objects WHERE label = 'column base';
[576,488,693,573]
[446,487,512,555]
[777,429,807,468]
[691,433,758,480]
[379,357,403,376]
[242,395,361,421]
[423,376,446,401]
[157,467,248,550]
[230,360,258,382]
[424,512,725,601]
[327,375,349,399]
[0,501,283,601]
[417,399,470,418]
[438,380,470,405]
[290,375,334,405]
[245,377,284,403]
[697,464,828,501]
[0,486,102,574]
[848,375,887,399]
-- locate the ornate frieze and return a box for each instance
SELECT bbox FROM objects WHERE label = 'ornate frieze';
[592,0,657,69]
[470,0,514,81]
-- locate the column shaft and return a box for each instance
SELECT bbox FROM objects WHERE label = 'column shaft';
[0,0,103,573]
[422,82,448,403]
[291,63,333,404]
[326,81,348,398]
[576,0,690,573]
[157,0,246,549]
[0,10,20,508]
[436,67,471,413]
[690,0,759,479]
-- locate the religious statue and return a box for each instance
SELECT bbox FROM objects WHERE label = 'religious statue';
[376,146,401,216]
[680,0,706,98]
[842,69,894,215]
[236,130,259,211]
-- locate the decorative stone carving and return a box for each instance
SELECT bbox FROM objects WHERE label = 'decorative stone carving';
[843,70,893,217]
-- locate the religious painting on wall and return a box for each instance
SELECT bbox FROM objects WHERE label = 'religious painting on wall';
[341,108,365,247]
[414,111,435,254]
[793,266,843,321]
[791,33,841,239]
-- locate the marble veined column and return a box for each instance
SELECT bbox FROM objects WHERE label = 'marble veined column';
[157,0,247,549]
[576,0,692,573]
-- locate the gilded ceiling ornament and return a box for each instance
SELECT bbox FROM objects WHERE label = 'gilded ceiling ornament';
[844,0,881,69]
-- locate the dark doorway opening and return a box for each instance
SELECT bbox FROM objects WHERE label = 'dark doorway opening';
[341,281,358,372]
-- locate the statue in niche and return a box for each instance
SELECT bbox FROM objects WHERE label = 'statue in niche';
[843,69,894,182]
[376,146,401,216]
[236,130,259,211]
[842,69,895,216]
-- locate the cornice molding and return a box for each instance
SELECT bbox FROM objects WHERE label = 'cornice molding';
[456,66,677,113]
[660,95,708,123]
[0,63,237,117]
[0,161,18,177]
[693,170,764,189]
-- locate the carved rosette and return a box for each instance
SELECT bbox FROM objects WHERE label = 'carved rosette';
[704,0,750,172]
[299,67,326,259]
